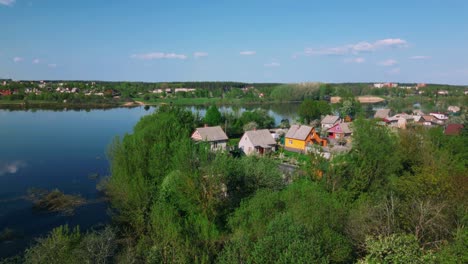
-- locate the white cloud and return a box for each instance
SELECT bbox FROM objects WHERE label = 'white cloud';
[130,52,187,60]
[379,59,398,66]
[193,52,208,58]
[344,57,365,64]
[303,38,408,57]
[240,51,256,56]
[410,55,430,60]
[388,68,401,75]
[374,38,407,47]
[32,58,40,64]
[264,62,280,67]
[305,47,348,56]
[13,57,23,63]
[48,63,57,68]
[0,0,16,6]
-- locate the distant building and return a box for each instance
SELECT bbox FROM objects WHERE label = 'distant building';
[447,106,461,113]
[175,88,196,93]
[437,90,449,95]
[374,109,391,119]
[429,112,448,120]
[374,82,398,88]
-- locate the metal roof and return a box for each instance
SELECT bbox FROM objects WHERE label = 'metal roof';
[194,126,228,141]
[285,125,313,140]
[244,129,276,148]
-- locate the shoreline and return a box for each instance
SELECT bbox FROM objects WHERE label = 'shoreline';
[0,99,302,110]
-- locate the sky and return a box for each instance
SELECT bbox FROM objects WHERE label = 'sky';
[1,0,468,84]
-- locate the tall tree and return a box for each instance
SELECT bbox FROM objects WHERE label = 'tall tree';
[298,99,331,124]
[204,105,222,126]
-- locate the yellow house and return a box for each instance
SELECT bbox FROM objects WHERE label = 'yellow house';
[285,125,326,153]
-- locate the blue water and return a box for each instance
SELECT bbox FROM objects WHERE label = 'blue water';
[0,104,298,258]
[0,107,152,258]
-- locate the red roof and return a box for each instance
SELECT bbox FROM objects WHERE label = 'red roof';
[444,124,464,135]
[0,89,12,96]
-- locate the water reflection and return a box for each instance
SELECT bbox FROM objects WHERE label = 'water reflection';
[0,161,27,176]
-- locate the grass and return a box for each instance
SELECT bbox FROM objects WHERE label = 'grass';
[276,149,310,165]
[27,188,86,216]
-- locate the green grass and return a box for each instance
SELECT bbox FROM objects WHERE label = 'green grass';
[276,149,310,165]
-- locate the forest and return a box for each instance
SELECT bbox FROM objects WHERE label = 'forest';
[3,104,465,264]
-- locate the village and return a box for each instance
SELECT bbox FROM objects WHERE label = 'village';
[190,105,465,167]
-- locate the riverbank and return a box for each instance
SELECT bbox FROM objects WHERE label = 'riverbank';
[0,98,302,110]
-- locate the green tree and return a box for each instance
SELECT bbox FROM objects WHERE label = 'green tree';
[359,234,436,264]
[204,105,222,126]
[219,180,352,263]
[298,99,331,124]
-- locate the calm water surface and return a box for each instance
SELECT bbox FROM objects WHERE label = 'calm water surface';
[0,104,298,258]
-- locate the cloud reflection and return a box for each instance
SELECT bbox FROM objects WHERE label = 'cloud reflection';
[0,161,27,176]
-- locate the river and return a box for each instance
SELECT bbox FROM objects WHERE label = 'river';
[0,103,299,258]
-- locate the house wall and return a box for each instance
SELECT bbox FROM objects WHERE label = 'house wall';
[239,134,256,155]
[321,123,335,130]
[211,140,227,151]
[285,137,306,152]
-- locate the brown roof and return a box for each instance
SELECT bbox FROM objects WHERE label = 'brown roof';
[285,125,313,140]
[444,124,464,135]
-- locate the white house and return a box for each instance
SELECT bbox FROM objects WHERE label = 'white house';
[430,112,448,120]
[191,126,228,151]
[239,129,276,155]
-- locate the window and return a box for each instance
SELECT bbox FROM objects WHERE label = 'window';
[288,140,293,144]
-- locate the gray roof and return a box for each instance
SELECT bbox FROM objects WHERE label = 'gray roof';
[321,115,340,124]
[285,125,313,140]
[374,109,391,119]
[340,122,353,134]
[194,126,228,141]
[245,129,276,148]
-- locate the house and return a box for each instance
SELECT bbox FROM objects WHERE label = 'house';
[447,106,461,114]
[419,115,435,126]
[191,126,228,151]
[0,89,12,96]
[321,115,340,130]
[384,113,414,129]
[413,109,424,116]
[285,125,327,153]
[327,122,353,139]
[444,124,464,136]
[374,109,391,119]
[430,112,448,120]
[437,90,449,95]
[239,129,276,155]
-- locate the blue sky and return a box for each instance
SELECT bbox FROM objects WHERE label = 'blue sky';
[1,0,468,84]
